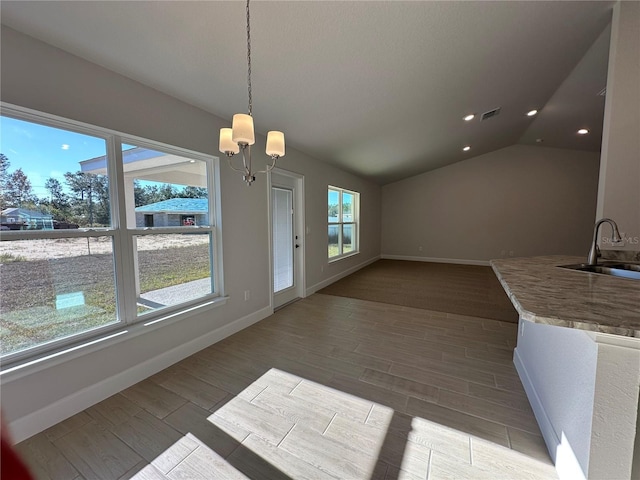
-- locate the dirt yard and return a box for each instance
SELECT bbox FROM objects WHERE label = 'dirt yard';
[0,234,209,261]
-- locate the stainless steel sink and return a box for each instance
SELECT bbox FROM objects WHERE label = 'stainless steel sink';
[617,263,640,272]
[559,262,640,280]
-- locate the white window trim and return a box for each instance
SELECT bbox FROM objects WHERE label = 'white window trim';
[328,185,360,262]
[0,103,225,369]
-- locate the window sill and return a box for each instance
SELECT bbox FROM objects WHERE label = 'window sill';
[328,251,360,264]
[0,296,228,384]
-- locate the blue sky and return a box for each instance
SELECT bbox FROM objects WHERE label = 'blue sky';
[1,116,108,197]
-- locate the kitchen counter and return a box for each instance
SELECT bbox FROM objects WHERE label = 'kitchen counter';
[491,256,640,479]
[490,255,640,337]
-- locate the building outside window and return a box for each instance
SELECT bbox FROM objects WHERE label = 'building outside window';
[0,107,221,365]
[328,186,359,259]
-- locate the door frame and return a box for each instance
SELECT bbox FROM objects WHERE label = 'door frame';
[268,168,306,310]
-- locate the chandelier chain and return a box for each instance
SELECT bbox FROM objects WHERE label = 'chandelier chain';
[246,0,252,116]
[220,0,283,185]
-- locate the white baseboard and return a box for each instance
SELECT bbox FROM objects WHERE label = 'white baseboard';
[381,254,490,266]
[306,255,380,296]
[9,306,272,443]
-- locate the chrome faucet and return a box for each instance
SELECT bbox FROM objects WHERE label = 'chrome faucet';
[587,218,622,265]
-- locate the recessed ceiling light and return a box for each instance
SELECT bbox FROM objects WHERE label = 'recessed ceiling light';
[463,146,471,152]
[526,110,538,117]
[577,128,589,135]
[463,114,475,122]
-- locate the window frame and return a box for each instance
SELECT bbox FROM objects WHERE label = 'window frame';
[0,103,224,367]
[328,185,360,261]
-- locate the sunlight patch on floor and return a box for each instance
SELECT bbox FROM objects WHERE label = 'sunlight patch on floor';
[127,368,556,479]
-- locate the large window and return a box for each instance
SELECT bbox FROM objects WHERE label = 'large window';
[328,186,359,259]
[0,107,221,364]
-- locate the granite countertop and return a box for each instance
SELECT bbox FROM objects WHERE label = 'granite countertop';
[490,255,640,337]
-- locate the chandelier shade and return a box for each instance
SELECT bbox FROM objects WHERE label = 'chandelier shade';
[231,114,255,145]
[219,128,240,154]
[266,131,285,157]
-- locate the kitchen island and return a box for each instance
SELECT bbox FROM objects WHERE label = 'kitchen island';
[491,256,640,480]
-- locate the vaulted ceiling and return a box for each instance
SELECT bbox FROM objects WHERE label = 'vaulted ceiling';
[1,1,614,184]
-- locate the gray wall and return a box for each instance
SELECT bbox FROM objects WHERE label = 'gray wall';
[597,3,640,476]
[0,27,381,437]
[597,0,640,255]
[381,144,600,263]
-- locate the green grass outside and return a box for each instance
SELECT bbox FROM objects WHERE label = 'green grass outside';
[0,243,211,356]
[328,243,353,258]
[137,247,210,293]
[0,252,27,263]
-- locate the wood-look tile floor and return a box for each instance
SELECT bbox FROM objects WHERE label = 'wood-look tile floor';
[16,294,558,479]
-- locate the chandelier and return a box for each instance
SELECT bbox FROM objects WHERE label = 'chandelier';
[219,0,285,186]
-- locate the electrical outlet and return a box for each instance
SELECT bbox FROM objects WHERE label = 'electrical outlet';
[244,290,250,301]
[418,246,423,252]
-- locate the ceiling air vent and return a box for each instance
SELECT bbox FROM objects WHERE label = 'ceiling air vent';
[481,107,501,121]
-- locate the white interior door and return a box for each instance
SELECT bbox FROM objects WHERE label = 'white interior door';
[271,170,304,309]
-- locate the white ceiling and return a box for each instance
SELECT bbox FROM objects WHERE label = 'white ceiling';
[0,1,614,185]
